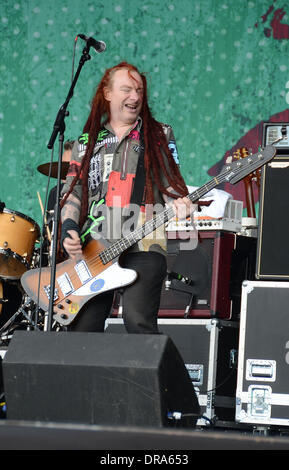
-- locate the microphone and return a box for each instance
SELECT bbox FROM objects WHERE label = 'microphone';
[165,271,194,290]
[77,34,106,53]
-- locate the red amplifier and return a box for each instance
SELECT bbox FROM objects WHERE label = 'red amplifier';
[158,231,256,320]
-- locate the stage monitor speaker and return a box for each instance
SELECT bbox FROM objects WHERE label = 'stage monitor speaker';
[256,122,289,279]
[2,331,200,428]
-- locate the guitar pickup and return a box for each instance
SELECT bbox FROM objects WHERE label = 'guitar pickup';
[74,260,92,284]
[56,273,73,297]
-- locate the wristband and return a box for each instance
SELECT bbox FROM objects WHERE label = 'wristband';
[60,218,80,253]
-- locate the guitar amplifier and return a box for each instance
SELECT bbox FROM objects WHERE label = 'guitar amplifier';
[112,231,257,320]
[158,231,256,320]
[256,122,289,280]
[262,122,289,149]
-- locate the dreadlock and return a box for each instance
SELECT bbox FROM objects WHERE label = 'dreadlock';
[61,62,188,229]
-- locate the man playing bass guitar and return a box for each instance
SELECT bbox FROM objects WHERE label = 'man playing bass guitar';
[59,62,194,333]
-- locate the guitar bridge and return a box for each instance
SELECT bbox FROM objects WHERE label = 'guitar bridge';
[44,285,59,301]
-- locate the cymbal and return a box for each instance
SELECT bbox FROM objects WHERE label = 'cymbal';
[37,162,70,180]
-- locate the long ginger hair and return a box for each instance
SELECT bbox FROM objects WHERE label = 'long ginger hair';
[61,62,188,228]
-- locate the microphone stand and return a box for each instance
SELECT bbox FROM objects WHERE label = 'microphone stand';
[45,44,92,331]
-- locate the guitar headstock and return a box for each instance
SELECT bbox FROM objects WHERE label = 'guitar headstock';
[232,147,261,186]
[221,145,276,185]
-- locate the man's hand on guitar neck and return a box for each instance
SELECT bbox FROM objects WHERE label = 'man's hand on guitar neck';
[172,196,195,219]
[164,187,196,219]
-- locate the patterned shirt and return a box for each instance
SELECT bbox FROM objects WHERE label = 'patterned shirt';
[62,118,180,254]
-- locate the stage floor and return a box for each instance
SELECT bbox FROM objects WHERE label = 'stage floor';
[1,419,289,450]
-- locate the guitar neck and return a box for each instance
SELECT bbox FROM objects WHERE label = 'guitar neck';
[100,177,218,264]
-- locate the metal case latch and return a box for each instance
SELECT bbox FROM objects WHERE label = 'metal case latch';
[246,359,276,382]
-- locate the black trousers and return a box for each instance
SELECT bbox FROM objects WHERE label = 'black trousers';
[67,251,167,333]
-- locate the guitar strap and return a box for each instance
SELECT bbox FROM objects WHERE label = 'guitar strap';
[118,128,146,235]
[129,128,145,207]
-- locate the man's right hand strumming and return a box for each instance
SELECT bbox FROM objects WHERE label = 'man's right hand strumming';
[62,229,82,258]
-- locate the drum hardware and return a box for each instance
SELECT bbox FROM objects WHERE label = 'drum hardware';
[30,247,41,269]
[0,295,41,345]
[0,273,43,345]
[0,281,2,314]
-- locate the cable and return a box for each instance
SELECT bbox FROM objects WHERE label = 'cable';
[167,411,214,426]
[203,361,237,395]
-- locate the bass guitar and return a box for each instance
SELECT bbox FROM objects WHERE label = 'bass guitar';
[21,145,276,326]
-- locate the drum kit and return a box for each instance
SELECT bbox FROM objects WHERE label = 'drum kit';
[0,162,67,344]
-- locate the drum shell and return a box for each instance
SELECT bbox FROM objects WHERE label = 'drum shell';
[0,209,40,279]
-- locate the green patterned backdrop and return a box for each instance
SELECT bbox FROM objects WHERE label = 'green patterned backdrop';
[1,0,289,227]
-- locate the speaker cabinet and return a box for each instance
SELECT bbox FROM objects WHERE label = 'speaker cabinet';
[106,318,239,424]
[256,155,289,279]
[158,231,256,320]
[2,331,200,427]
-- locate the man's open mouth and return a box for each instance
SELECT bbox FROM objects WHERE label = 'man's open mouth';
[125,104,138,110]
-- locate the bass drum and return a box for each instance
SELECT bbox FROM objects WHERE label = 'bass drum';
[0,209,40,279]
[0,279,23,329]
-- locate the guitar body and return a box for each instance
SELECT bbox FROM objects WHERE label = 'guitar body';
[21,238,137,326]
